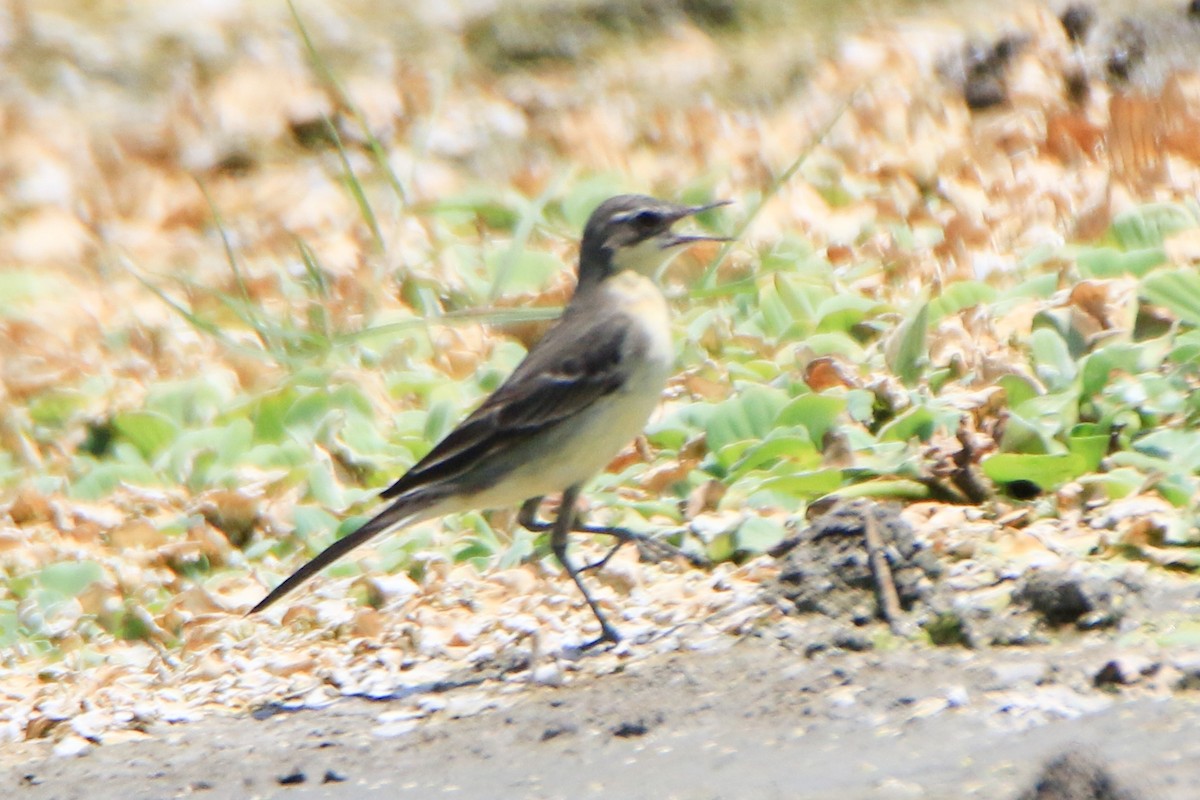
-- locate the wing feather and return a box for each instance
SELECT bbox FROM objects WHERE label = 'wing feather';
[380,309,631,499]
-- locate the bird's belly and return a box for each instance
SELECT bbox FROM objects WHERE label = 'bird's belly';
[460,357,671,511]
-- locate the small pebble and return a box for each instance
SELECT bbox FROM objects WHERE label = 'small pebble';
[52,736,92,758]
[277,770,305,785]
[532,662,564,687]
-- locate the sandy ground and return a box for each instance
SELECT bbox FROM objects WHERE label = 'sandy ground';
[10,615,1200,800]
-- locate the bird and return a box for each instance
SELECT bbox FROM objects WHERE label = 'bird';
[249,193,729,648]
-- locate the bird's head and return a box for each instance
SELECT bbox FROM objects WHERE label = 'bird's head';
[577,194,729,289]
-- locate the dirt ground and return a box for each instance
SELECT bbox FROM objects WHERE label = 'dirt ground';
[5,634,1198,800]
[10,564,1200,800]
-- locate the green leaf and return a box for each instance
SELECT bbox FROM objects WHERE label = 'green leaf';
[999,272,1058,302]
[1110,202,1196,249]
[772,274,829,331]
[879,405,937,443]
[1029,327,1076,390]
[292,504,340,543]
[982,453,1088,489]
[28,391,87,428]
[251,387,298,444]
[0,600,19,648]
[1168,330,1200,364]
[887,302,928,386]
[113,411,178,461]
[704,386,788,456]
[36,561,105,597]
[758,469,845,498]
[815,294,881,333]
[70,460,161,500]
[998,410,1050,453]
[929,281,996,321]
[734,516,787,554]
[1134,429,1200,472]
[306,457,344,509]
[801,332,867,361]
[1076,247,1166,278]
[776,393,846,447]
[755,286,796,338]
[706,531,737,563]
[825,479,931,501]
[1080,344,1142,398]
[1067,424,1108,472]
[729,431,822,480]
[998,374,1039,408]
[146,376,233,426]
[423,397,461,444]
[1141,268,1200,327]
[1079,467,1143,500]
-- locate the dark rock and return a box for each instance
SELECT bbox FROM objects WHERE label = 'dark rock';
[1014,570,1122,629]
[540,724,577,741]
[611,720,651,738]
[1060,4,1097,43]
[277,770,306,786]
[1016,749,1141,799]
[1105,19,1147,83]
[1093,657,1157,687]
[770,501,938,625]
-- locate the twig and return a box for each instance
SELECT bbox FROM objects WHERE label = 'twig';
[862,508,909,636]
[950,423,993,503]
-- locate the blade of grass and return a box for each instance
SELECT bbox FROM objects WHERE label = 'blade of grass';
[289,0,408,207]
[336,306,562,345]
[138,263,329,366]
[125,265,267,361]
[323,116,386,254]
[207,294,327,366]
[195,178,273,353]
[695,89,859,292]
[488,178,566,301]
[294,236,334,344]
[294,236,330,299]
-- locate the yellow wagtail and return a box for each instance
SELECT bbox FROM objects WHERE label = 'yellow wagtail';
[250,194,729,648]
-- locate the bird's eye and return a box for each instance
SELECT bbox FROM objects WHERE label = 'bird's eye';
[630,210,661,232]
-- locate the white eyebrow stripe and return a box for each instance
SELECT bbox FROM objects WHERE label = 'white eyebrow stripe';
[611,209,658,223]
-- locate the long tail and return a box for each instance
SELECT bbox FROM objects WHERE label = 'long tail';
[248,495,435,615]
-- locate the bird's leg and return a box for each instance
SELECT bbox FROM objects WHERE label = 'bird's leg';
[551,485,620,649]
[518,497,705,570]
[517,496,550,531]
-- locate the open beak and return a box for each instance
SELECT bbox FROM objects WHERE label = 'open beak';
[662,199,733,248]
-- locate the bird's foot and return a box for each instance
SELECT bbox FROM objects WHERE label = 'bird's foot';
[578,623,622,652]
[580,526,709,572]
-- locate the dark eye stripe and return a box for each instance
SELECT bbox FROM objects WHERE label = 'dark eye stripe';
[613,210,667,240]
[632,210,661,229]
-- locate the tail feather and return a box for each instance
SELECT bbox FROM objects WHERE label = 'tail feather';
[248,496,433,615]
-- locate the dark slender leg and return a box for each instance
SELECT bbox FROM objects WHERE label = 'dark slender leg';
[551,485,620,649]
[518,497,706,569]
[517,497,548,530]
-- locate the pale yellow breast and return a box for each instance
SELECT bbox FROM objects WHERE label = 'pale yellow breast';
[604,270,673,371]
[446,271,674,510]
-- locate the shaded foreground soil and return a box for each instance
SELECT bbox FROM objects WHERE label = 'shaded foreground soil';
[9,630,1200,800]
